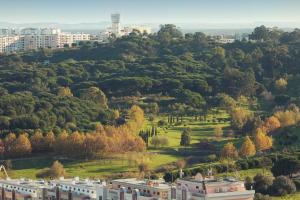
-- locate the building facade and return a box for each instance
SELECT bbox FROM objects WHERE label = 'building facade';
[0,28,91,54]
[0,176,254,200]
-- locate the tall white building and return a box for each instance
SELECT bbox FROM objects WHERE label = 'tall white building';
[0,28,91,53]
[111,13,121,36]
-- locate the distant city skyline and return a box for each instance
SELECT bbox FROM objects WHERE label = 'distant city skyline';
[1,0,300,26]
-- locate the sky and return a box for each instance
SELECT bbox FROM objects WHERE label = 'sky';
[1,0,300,24]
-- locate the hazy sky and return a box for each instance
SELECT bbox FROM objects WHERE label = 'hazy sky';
[1,0,300,24]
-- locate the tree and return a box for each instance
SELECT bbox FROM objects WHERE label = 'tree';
[12,134,32,157]
[80,87,108,108]
[221,142,238,160]
[180,128,191,146]
[138,162,149,178]
[262,116,281,133]
[176,160,186,170]
[249,25,270,41]
[214,125,223,139]
[275,78,288,91]
[30,131,45,152]
[4,133,16,157]
[49,160,65,178]
[57,87,73,97]
[271,176,296,196]
[254,129,273,151]
[230,107,252,131]
[151,136,169,148]
[239,136,256,157]
[271,157,300,178]
[253,174,273,195]
[44,131,55,151]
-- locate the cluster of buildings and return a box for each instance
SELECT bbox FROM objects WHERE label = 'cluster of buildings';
[103,13,151,38]
[0,173,255,200]
[0,13,152,54]
[0,28,90,53]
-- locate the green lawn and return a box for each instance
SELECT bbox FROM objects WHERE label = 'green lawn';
[6,109,248,180]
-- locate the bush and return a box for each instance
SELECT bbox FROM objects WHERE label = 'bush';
[253,174,273,195]
[245,176,253,190]
[271,176,296,196]
[236,160,249,170]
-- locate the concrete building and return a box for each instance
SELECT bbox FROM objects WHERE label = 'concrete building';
[111,13,121,36]
[0,28,91,53]
[0,175,254,200]
[0,179,51,200]
[107,178,174,200]
[0,35,22,53]
[176,174,255,200]
[47,177,106,200]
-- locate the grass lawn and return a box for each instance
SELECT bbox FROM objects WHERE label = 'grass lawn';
[7,152,181,179]
[6,109,248,180]
[272,193,300,200]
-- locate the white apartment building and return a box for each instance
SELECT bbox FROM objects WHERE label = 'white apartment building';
[0,28,91,53]
[0,36,22,53]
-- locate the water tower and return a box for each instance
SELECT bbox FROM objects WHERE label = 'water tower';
[111,13,121,36]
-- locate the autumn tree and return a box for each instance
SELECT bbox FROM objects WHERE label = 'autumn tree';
[12,134,32,157]
[254,128,273,151]
[49,160,65,178]
[4,133,16,157]
[230,107,252,131]
[262,116,281,133]
[0,139,4,158]
[30,131,45,152]
[57,87,73,97]
[221,142,238,160]
[275,78,288,91]
[138,162,150,178]
[67,131,85,157]
[54,130,69,154]
[239,136,256,157]
[44,131,55,152]
[214,125,223,139]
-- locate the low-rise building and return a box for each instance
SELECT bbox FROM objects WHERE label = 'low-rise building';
[107,178,174,200]
[176,174,255,200]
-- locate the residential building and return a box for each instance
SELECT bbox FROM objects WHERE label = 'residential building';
[0,176,254,200]
[0,178,51,200]
[107,178,174,200]
[47,177,106,200]
[0,28,91,53]
[176,174,255,200]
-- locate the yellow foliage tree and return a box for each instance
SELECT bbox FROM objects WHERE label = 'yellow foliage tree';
[44,131,55,151]
[30,131,45,152]
[239,136,256,157]
[275,78,288,90]
[214,125,223,139]
[254,128,273,151]
[13,134,32,157]
[262,116,281,133]
[57,87,73,97]
[4,133,16,157]
[221,142,238,160]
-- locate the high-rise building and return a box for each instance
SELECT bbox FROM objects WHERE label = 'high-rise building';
[111,13,121,36]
